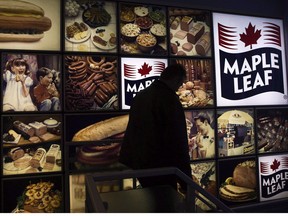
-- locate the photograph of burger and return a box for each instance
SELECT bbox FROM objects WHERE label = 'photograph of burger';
[119,3,167,55]
[169,7,211,57]
[190,161,217,212]
[256,108,288,153]
[0,0,60,51]
[2,176,63,213]
[171,58,214,108]
[64,0,117,52]
[218,158,257,204]
[64,55,118,111]
[66,114,129,169]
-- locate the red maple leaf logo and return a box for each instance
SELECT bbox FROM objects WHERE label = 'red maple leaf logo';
[270,159,280,172]
[138,62,152,77]
[239,22,261,49]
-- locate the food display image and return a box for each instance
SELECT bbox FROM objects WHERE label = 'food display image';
[65,55,118,111]
[0,0,51,42]
[169,8,211,56]
[66,114,129,169]
[2,177,63,213]
[3,143,62,175]
[172,58,214,107]
[190,161,217,212]
[120,3,167,55]
[218,159,257,204]
[256,108,288,153]
[217,109,255,157]
[65,0,117,52]
[185,110,215,160]
[2,115,61,146]
[0,0,60,50]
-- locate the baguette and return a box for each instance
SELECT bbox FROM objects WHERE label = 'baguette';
[72,115,129,141]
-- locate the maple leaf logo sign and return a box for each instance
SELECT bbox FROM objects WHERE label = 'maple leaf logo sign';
[138,62,152,77]
[240,22,261,49]
[270,159,280,172]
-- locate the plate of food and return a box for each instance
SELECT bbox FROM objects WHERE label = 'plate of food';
[91,27,117,50]
[65,21,91,43]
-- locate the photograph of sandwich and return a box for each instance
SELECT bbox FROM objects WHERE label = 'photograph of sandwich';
[64,0,117,52]
[66,114,128,169]
[256,108,288,153]
[0,0,60,50]
[218,158,257,203]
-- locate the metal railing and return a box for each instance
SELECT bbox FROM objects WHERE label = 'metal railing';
[85,167,233,213]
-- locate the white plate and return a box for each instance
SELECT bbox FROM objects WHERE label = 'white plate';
[65,22,91,44]
[91,27,117,50]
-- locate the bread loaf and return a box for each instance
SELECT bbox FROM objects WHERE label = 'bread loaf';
[72,115,129,141]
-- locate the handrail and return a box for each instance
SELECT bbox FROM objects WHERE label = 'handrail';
[85,167,233,213]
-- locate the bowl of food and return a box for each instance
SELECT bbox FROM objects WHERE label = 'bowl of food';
[120,9,135,23]
[149,10,165,23]
[150,23,166,42]
[136,33,157,53]
[135,16,153,30]
[121,23,141,42]
[134,6,149,17]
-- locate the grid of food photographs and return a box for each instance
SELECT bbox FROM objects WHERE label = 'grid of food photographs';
[0,0,287,213]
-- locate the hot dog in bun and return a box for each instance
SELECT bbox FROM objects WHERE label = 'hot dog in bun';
[0,0,52,42]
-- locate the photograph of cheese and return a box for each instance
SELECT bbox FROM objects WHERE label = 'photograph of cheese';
[169,7,211,56]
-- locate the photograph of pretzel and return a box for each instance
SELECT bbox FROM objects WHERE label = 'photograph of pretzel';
[65,55,118,111]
